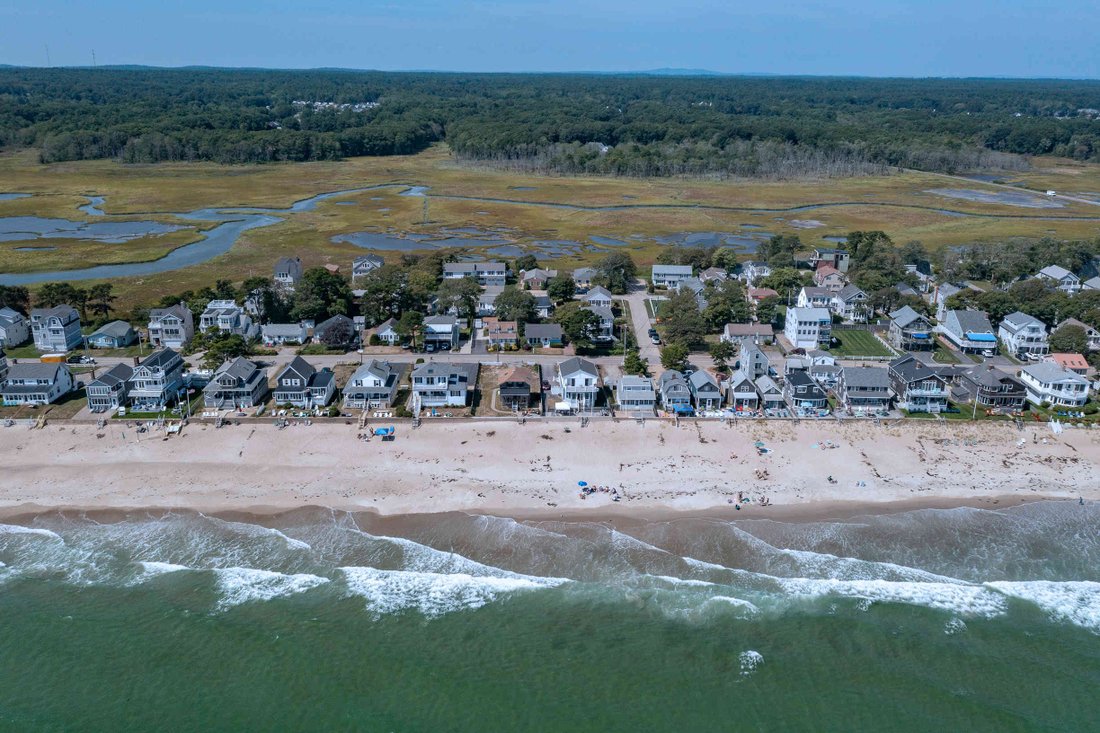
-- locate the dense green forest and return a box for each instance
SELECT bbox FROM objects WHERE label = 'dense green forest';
[3,67,1100,176]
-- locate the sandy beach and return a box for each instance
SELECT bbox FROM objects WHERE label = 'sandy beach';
[0,417,1097,518]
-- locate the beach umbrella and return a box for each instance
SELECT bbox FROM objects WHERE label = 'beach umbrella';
[578,481,588,487]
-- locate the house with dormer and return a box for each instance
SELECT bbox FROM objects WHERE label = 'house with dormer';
[30,305,82,353]
[343,360,401,409]
[147,303,194,349]
[128,348,185,411]
[273,356,336,408]
[203,357,269,409]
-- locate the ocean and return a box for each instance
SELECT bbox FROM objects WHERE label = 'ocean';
[1,502,1098,732]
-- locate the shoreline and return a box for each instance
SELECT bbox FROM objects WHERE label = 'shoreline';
[1,417,1096,521]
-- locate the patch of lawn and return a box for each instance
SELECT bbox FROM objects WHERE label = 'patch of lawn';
[828,329,894,358]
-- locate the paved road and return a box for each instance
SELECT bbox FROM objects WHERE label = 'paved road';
[620,279,662,364]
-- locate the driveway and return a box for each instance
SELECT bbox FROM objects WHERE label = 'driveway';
[620,279,661,364]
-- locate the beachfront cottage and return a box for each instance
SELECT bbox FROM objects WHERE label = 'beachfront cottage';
[1018,363,1089,408]
[796,286,832,309]
[352,254,385,283]
[738,341,771,379]
[273,256,303,291]
[811,363,842,390]
[203,357,269,410]
[0,362,74,406]
[484,318,519,349]
[888,355,948,413]
[651,264,693,289]
[938,309,997,355]
[658,370,692,413]
[555,357,600,412]
[199,300,258,339]
[888,306,934,351]
[30,305,82,353]
[998,311,1049,359]
[423,315,460,350]
[689,370,723,411]
[314,314,357,348]
[499,366,539,411]
[128,348,185,411]
[582,286,613,309]
[273,356,336,409]
[86,320,137,349]
[809,247,850,273]
[521,268,557,290]
[262,322,308,346]
[1055,318,1100,351]
[721,323,774,346]
[524,323,563,348]
[836,366,892,414]
[86,363,134,413]
[343,360,401,409]
[615,375,657,415]
[738,261,771,286]
[443,262,507,287]
[372,318,401,346]
[831,284,868,323]
[411,361,478,408]
[783,307,832,350]
[0,307,29,348]
[957,366,1027,411]
[147,303,194,349]
[572,267,597,291]
[784,370,828,411]
[1045,352,1089,376]
[755,375,785,411]
[1035,265,1081,295]
[813,265,846,292]
[582,305,615,342]
[726,370,759,411]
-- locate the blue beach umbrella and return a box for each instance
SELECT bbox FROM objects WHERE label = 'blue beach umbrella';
[578,481,588,487]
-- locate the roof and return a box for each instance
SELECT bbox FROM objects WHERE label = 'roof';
[652,264,693,275]
[785,370,823,390]
[1038,265,1076,281]
[524,323,562,339]
[279,356,317,382]
[558,357,598,377]
[262,323,306,337]
[522,268,556,281]
[3,362,66,382]
[1021,362,1088,384]
[572,267,597,279]
[889,355,943,383]
[755,374,781,394]
[0,307,25,326]
[89,362,134,388]
[584,286,613,300]
[889,305,928,328]
[748,288,779,299]
[214,356,260,382]
[1047,353,1089,370]
[948,309,994,335]
[962,365,1017,389]
[149,303,190,322]
[843,366,891,389]
[723,323,774,338]
[424,315,458,327]
[373,317,398,334]
[274,256,301,272]
[801,286,831,298]
[350,359,397,384]
[836,284,865,301]
[583,305,614,322]
[658,370,688,390]
[1083,276,1100,290]
[787,306,831,322]
[31,305,78,321]
[688,370,719,389]
[815,264,841,276]
[311,370,335,388]
[1000,311,1044,331]
[501,366,538,387]
[137,348,180,371]
[411,361,477,381]
[354,254,384,267]
[89,320,134,340]
[1057,317,1099,334]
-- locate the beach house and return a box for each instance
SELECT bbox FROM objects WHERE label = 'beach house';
[888,356,948,413]
[343,360,401,409]
[796,286,832,309]
[784,370,828,411]
[261,322,308,346]
[1018,363,1089,408]
[86,363,134,413]
[147,303,194,349]
[1083,276,1100,292]
[831,284,869,323]
[484,318,519,349]
[554,357,600,411]
[86,320,137,349]
[888,306,934,351]
[658,370,692,413]
[738,341,772,379]
[783,307,832,350]
[651,264,693,289]
[582,286,613,309]
[957,366,1027,411]
[273,356,336,409]
[813,265,846,292]
[699,267,729,284]
[1055,318,1100,351]
[689,370,723,411]
[0,362,74,406]
[128,348,185,411]
[938,309,998,355]
[726,369,759,411]
[423,315,460,350]
[30,305,82,353]
[411,361,478,408]
[199,300,258,339]
[739,261,771,286]
[203,357,269,410]
[932,282,964,321]
[810,247,850,273]
[521,268,556,290]
[615,375,657,414]
[0,307,29,348]
[443,262,507,287]
[721,323,774,346]
[313,314,357,348]
[572,267,597,291]
[499,366,540,411]
[1035,265,1081,294]
[582,305,615,342]
[372,318,401,346]
[998,311,1049,359]
[351,254,385,282]
[524,323,563,348]
[755,374,785,410]
[273,256,303,291]
[836,366,892,414]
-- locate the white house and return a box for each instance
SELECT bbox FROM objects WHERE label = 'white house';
[262,322,308,346]
[938,309,998,355]
[373,318,401,345]
[1055,318,1100,351]
[273,256,303,291]
[582,286,613,309]
[1082,276,1100,291]
[423,315,460,349]
[583,305,615,342]
[555,357,600,411]
[343,360,401,408]
[352,254,385,282]
[0,307,29,348]
[147,303,194,349]
[1018,362,1089,407]
[1,362,74,406]
[199,300,258,339]
[998,311,1049,359]
[738,261,771,286]
[443,262,507,287]
[651,264,693,289]
[831,284,868,323]
[615,375,656,414]
[796,287,832,309]
[411,361,478,408]
[783,307,832,350]
[1035,265,1081,294]
[30,305,82,353]
[721,323,774,346]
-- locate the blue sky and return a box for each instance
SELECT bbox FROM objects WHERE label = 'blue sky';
[2,0,1098,78]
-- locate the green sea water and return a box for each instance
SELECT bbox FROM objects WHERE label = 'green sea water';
[1,504,1098,732]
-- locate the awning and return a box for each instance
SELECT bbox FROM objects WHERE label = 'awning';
[673,404,695,414]
[554,401,574,412]
[966,332,996,342]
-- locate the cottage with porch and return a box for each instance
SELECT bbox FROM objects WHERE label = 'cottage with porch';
[1,362,73,406]
[273,356,336,408]
[128,348,185,411]
[689,370,723,411]
[147,303,194,349]
[86,363,134,412]
[203,357,269,409]
[343,360,401,409]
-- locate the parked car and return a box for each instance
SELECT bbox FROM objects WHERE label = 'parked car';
[650,334,661,345]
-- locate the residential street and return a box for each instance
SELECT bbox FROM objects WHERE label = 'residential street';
[620,279,662,365]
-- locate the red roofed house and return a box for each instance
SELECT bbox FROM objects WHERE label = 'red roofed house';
[1045,352,1089,376]
[813,264,846,292]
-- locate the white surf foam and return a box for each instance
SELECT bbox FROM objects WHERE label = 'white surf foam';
[779,548,965,584]
[986,581,1100,633]
[213,567,330,610]
[708,596,760,613]
[0,524,64,541]
[739,650,764,676]
[777,578,1008,617]
[131,561,191,584]
[340,566,566,618]
[650,575,718,588]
